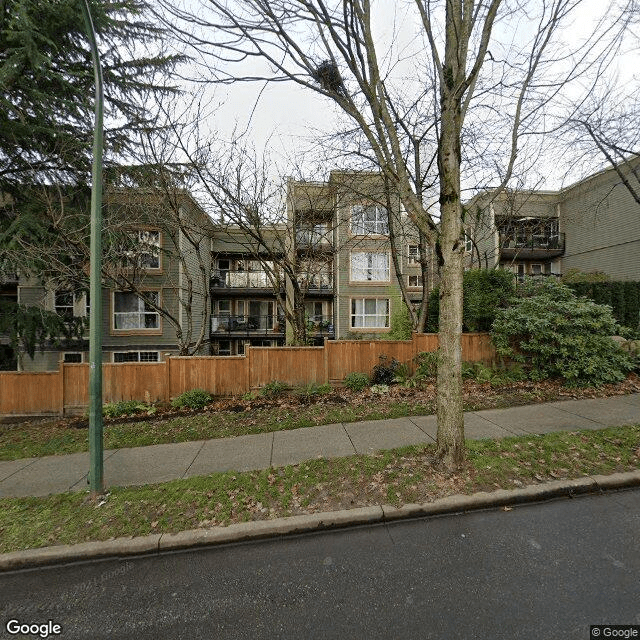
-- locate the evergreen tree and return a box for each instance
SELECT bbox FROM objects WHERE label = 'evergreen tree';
[0,0,183,195]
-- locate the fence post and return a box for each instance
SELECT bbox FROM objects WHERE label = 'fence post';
[323,338,329,383]
[59,362,65,416]
[245,345,252,392]
[165,355,171,403]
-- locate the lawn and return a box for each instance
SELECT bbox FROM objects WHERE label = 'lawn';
[1,423,638,554]
[1,376,638,461]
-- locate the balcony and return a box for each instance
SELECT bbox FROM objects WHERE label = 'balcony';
[499,232,565,259]
[305,315,335,337]
[211,314,284,336]
[210,270,282,291]
[297,271,334,293]
[295,226,332,251]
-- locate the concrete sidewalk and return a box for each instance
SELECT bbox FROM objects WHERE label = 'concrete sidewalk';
[1,394,639,499]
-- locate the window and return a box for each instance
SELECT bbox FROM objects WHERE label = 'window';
[216,340,232,356]
[113,351,159,363]
[63,352,82,364]
[408,245,419,264]
[350,252,390,282]
[408,275,423,288]
[296,224,329,246]
[351,298,390,329]
[464,232,473,253]
[54,291,75,319]
[113,291,160,330]
[351,204,389,235]
[531,263,543,275]
[55,290,88,319]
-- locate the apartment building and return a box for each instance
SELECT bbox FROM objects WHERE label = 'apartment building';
[208,171,430,354]
[465,158,640,281]
[12,188,213,371]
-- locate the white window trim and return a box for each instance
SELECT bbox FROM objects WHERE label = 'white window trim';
[350,204,389,236]
[62,352,83,364]
[349,251,390,283]
[112,290,161,332]
[350,297,390,329]
[407,245,419,265]
[112,351,160,363]
[408,274,423,288]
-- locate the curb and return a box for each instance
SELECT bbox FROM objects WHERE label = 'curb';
[2,470,640,572]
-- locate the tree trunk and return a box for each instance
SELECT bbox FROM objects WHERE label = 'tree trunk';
[435,86,465,468]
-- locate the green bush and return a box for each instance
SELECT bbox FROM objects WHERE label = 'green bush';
[294,382,332,399]
[388,303,414,340]
[343,372,370,392]
[259,380,289,398]
[171,389,213,410]
[461,361,526,385]
[415,351,438,378]
[427,268,515,332]
[103,400,156,418]
[491,278,633,387]
[371,354,400,385]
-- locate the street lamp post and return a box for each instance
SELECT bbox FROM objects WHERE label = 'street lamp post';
[80,0,104,495]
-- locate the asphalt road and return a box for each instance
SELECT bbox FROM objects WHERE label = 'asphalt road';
[1,489,639,640]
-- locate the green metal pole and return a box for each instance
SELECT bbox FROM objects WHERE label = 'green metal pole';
[81,0,104,495]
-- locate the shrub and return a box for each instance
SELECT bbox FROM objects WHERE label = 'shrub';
[415,351,438,378]
[370,384,389,394]
[427,268,515,332]
[294,382,332,399]
[343,371,370,392]
[259,380,289,398]
[388,303,413,340]
[491,278,634,387]
[103,400,155,418]
[371,354,400,385]
[171,389,213,410]
[461,361,527,385]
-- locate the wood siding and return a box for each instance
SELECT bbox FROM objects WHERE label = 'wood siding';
[0,333,496,415]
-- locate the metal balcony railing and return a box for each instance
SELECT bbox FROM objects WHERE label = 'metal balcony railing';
[211,314,284,334]
[500,232,565,251]
[295,227,331,248]
[210,314,335,336]
[211,270,282,289]
[297,271,333,290]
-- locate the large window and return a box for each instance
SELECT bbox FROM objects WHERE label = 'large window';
[113,291,160,330]
[351,204,389,235]
[350,252,390,282]
[351,298,390,329]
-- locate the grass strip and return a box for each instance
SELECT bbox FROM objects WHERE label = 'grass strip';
[1,424,638,554]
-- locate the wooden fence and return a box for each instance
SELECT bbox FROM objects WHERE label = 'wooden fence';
[0,333,496,416]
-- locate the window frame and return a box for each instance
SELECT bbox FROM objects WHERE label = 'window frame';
[407,274,423,288]
[112,351,160,363]
[349,251,391,283]
[350,203,389,236]
[350,297,390,330]
[111,290,162,334]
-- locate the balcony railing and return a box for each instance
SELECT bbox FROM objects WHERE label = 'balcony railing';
[211,270,281,289]
[500,232,565,258]
[500,232,565,251]
[210,314,335,336]
[211,314,283,334]
[304,315,334,335]
[295,228,332,248]
[297,271,333,290]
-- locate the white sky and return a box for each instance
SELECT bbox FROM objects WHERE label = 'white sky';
[169,0,637,192]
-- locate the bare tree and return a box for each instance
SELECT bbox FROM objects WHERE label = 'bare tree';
[156,0,621,467]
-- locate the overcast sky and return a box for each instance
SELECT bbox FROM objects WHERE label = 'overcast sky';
[167,0,636,193]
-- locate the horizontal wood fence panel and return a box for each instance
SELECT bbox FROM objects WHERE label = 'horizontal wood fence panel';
[0,371,62,414]
[169,357,248,398]
[249,347,325,388]
[327,340,415,381]
[102,363,167,404]
[1,334,497,415]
